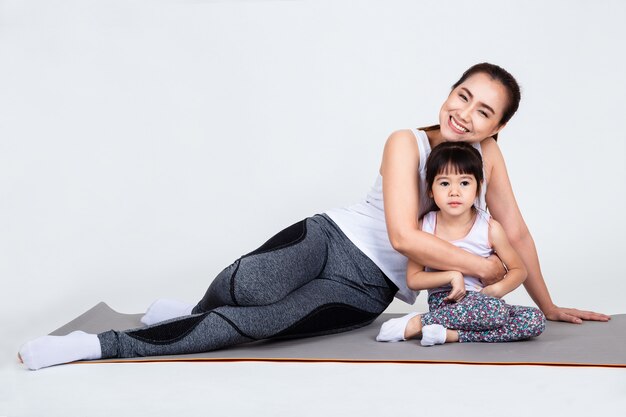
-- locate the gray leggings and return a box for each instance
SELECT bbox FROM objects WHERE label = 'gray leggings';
[98,214,397,358]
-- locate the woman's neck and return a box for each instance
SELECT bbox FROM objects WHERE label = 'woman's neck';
[424,127,445,148]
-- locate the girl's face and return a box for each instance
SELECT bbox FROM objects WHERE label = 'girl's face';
[439,72,509,143]
[430,169,479,217]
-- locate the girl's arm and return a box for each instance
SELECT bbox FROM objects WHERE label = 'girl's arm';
[481,219,527,299]
[482,138,610,323]
[381,130,505,282]
[406,259,466,303]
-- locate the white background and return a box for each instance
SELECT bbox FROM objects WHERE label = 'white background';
[1,1,625,416]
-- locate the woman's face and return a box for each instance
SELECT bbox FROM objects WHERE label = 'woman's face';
[439,72,509,143]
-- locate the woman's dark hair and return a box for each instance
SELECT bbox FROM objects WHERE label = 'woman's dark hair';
[452,62,521,127]
[424,141,484,213]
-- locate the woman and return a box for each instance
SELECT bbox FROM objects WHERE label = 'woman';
[19,63,609,370]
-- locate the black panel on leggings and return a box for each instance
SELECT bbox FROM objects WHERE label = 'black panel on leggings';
[127,314,209,345]
[244,219,307,257]
[272,303,379,339]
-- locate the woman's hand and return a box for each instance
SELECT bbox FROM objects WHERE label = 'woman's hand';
[444,272,466,303]
[479,254,507,286]
[542,305,611,324]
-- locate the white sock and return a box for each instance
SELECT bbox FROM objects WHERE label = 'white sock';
[140,298,194,325]
[19,331,102,371]
[420,324,447,346]
[376,312,420,342]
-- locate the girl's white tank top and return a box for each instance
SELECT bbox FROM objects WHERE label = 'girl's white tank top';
[421,209,493,296]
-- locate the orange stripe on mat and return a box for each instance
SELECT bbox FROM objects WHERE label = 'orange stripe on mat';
[74,357,626,369]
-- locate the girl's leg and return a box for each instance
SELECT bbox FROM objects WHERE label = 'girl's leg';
[376,291,500,343]
[420,325,458,346]
[457,304,546,343]
[416,291,507,346]
[376,312,420,342]
[421,291,510,331]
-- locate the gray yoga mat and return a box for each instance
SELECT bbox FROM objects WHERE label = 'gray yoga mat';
[51,302,625,368]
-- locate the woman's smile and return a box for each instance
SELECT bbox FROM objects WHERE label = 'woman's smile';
[448,116,470,133]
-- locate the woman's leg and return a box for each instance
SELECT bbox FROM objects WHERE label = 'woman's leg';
[193,217,328,311]
[457,304,546,343]
[100,275,392,359]
[142,217,330,324]
[21,214,396,368]
[100,215,395,358]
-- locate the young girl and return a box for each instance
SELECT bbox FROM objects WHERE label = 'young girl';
[377,141,546,346]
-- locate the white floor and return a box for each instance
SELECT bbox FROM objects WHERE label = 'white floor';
[3,350,626,416]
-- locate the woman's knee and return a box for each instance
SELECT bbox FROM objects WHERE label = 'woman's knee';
[225,218,327,306]
[197,218,329,309]
[229,258,285,305]
[197,257,287,309]
[193,260,241,312]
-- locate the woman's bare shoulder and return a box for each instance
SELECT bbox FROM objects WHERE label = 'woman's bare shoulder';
[386,129,418,144]
[380,129,420,172]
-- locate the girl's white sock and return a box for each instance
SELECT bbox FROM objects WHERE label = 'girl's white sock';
[19,331,102,370]
[376,312,420,342]
[420,324,447,346]
[140,298,194,325]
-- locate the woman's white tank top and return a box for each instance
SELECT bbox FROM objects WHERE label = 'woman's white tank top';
[325,128,487,304]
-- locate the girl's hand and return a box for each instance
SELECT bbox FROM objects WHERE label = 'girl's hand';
[542,305,611,324]
[444,272,466,303]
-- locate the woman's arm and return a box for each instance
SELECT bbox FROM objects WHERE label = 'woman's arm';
[481,219,527,299]
[381,130,505,282]
[482,139,610,323]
